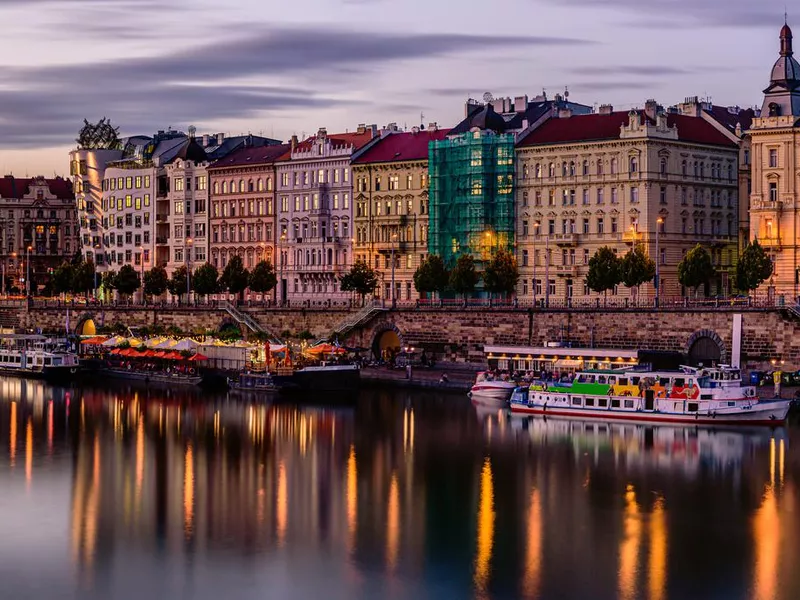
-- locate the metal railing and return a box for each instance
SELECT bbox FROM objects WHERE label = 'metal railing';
[332,300,387,337]
[220,301,280,342]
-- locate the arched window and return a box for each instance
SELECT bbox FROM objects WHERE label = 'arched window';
[523,164,529,179]
[213,181,219,194]
[728,164,733,181]
[660,158,667,175]
[681,160,687,176]
[569,161,575,176]
[629,157,638,173]
[535,164,542,178]
[582,160,589,176]
[266,177,273,191]
[257,179,264,192]
[248,180,254,192]
[239,180,246,193]
[562,161,568,177]
[610,158,617,174]
[699,162,704,179]
[597,160,604,175]
[222,181,228,194]
[548,163,555,177]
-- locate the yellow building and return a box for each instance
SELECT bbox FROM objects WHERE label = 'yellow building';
[515,101,740,301]
[352,126,448,303]
[749,23,800,296]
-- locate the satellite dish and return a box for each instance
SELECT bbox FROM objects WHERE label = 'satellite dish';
[483,92,494,103]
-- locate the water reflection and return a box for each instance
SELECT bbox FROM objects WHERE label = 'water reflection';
[0,381,798,599]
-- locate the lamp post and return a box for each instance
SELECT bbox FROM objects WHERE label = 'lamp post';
[9,251,16,296]
[279,232,286,306]
[391,232,397,307]
[186,237,193,303]
[544,234,550,308]
[532,222,539,305]
[93,245,100,300]
[138,245,145,303]
[26,245,32,297]
[655,217,663,301]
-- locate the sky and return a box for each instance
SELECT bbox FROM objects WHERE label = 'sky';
[0,0,791,176]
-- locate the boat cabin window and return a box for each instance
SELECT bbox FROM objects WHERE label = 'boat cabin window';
[624,399,635,409]
[598,398,608,408]
[608,376,616,384]
[687,402,699,412]
[585,397,595,407]
[618,378,629,386]
[597,376,607,384]
[659,377,670,386]
[631,376,640,385]
[611,399,621,408]
[727,401,736,407]
[674,378,686,387]
[572,397,582,406]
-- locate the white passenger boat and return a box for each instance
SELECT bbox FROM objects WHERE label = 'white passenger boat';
[509,365,791,426]
[468,371,517,402]
[0,334,80,381]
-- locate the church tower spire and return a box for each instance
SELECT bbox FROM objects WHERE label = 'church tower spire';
[761,21,800,117]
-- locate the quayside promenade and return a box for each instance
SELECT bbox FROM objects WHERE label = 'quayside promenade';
[3,295,800,371]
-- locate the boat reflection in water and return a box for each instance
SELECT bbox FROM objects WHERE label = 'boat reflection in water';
[0,379,799,600]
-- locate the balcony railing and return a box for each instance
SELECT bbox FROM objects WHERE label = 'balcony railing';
[553,233,578,245]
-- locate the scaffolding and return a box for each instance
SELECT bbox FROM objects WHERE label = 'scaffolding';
[428,131,515,266]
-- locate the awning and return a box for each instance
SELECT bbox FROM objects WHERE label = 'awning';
[554,359,584,368]
[189,353,208,361]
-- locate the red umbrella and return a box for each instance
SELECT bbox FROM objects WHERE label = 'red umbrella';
[165,351,183,360]
[189,353,208,361]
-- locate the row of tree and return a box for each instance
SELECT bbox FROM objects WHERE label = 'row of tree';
[50,256,279,300]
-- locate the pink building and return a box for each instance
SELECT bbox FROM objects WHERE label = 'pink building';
[275,125,378,305]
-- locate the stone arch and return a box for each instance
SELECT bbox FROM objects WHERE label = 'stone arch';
[74,312,97,336]
[370,321,405,361]
[685,329,726,366]
[217,317,243,336]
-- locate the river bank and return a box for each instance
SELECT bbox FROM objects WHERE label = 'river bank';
[360,364,476,392]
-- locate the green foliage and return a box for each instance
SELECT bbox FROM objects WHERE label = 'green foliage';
[449,254,480,298]
[115,264,141,297]
[192,262,219,296]
[219,255,250,297]
[71,261,96,296]
[167,265,188,298]
[678,244,716,295]
[736,239,773,292]
[586,246,622,296]
[52,262,74,295]
[413,254,450,298]
[101,270,117,291]
[483,248,519,297]
[620,245,656,289]
[339,259,379,301]
[248,260,277,294]
[297,330,315,340]
[166,325,184,336]
[143,266,168,298]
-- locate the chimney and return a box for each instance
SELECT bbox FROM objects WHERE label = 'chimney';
[514,95,529,113]
[411,126,420,135]
[428,122,438,131]
[290,134,298,151]
[356,123,367,134]
[598,104,614,115]
[369,124,378,138]
[558,107,573,119]
[644,99,659,120]
[202,134,210,147]
[216,132,224,145]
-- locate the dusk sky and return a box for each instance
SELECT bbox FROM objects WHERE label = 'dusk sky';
[0,0,791,176]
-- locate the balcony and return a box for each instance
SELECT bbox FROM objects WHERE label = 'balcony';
[760,236,782,251]
[156,236,168,245]
[553,233,578,246]
[156,213,169,223]
[555,264,579,278]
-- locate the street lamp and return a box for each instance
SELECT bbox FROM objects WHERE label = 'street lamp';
[391,232,398,307]
[26,245,32,297]
[138,245,145,303]
[532,222,539,305]
[186,237,193,302]
[544,232,550,308]
[655,217,663,299]
[279,232,287,306]
[93,244,100,300]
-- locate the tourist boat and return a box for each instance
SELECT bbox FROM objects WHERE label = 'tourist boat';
[229,372,277,392]
[468,371,517,402]
[509,365,792,426]
[100,368,202,387]
[273,364,360,394]
[0,335,80,381]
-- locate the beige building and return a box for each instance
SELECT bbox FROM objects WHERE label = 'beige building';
[515,101,740,302]
[749,23,800,296]
[351,126,448,303]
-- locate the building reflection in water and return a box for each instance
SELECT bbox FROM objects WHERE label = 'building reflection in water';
[0,381,798,599]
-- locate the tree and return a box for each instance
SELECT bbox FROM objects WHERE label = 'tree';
[101,270,117,301]
[483,248,520,299]
[52,262,74,296]
[71,261,96,298]
[248,260,277,295]
[736,239,773,292]
[115,264,141,298]
[143,266,168,298]
[449,254,480,299]
[167,265,188,300]
[586,246,622,301]
[339,259,379,305]
[413,254,450,299]
[678,244,716,297]
[192,262,219,298]
[219,255,250,300]
[620,244,656,299]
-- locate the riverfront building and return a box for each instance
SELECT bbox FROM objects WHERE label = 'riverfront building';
[748,23,800,296]
[274,126,378,305]
[207,144,289,281]
[0,176,77,294]
[351,125,449,303]
[515,101,740,300]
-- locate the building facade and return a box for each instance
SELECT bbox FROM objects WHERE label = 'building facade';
[0,176,77,294]
[207,144,289,287]
[515,101,739,301]
[275,126,378,305]
[748,23,800,296]
[352,126,449,303]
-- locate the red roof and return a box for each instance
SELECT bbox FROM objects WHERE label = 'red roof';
[0,175,73,200]
[208,144,290,170]
[352,128,452,164]
[277,130,378,161]
[517,111,737,148]
[704,105,755,135]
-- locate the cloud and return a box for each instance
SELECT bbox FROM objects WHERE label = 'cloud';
[0,26,593,148]
[539,0,783,28]
[570,80,662,94]
[570,65,694,77]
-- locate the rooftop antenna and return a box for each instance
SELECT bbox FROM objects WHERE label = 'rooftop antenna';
[420,112,425,127]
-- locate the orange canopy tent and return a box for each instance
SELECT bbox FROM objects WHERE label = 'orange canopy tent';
[81,336,109,345]
[188,353,208,361]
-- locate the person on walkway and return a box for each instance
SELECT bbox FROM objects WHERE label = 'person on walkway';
[774,370,782,397]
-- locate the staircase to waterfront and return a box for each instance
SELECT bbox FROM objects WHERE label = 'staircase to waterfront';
[221,301,280,342]
[332,301,387,339]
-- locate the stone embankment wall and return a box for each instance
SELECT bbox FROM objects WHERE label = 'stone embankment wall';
[3,303,800,369]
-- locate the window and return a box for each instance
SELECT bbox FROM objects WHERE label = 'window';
[174,178,184,192]
[611,188,618,204]
[135,176,142,189]
[597,189,604,204]
[769,182,778,202]
[611,217,618,233]
[174,201,184,214]
[660,186,667,205]
[582,189,589,205]
[522,250,529,266]
[629,157,638,173]
[582,160,589,176]
[610,158,617,174]
[630,187,639,203]
[769,149,778,168]
[597,218,604,234]
[660,158,667,176]
[583,218,590,234]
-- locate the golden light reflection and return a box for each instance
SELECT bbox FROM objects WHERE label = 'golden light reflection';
[753,485,779,600]
[522,488,542,598]
[346,444,358,552]
[403,408,415,453]
[25,418,32,487]
[386,472,400,572]
[277,460,287,546]
[779,439,785,487]
[9,401,17,467]
[619,484,641,600]
[769,437,775,486]
[135,417,144,502]
[474,457,495,598]
[84,434,100,566]
[47,401,53,455]
[183,443,194,538]
[648,496,667,600]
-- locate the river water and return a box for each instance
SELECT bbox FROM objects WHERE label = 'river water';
[0,378,797,600]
